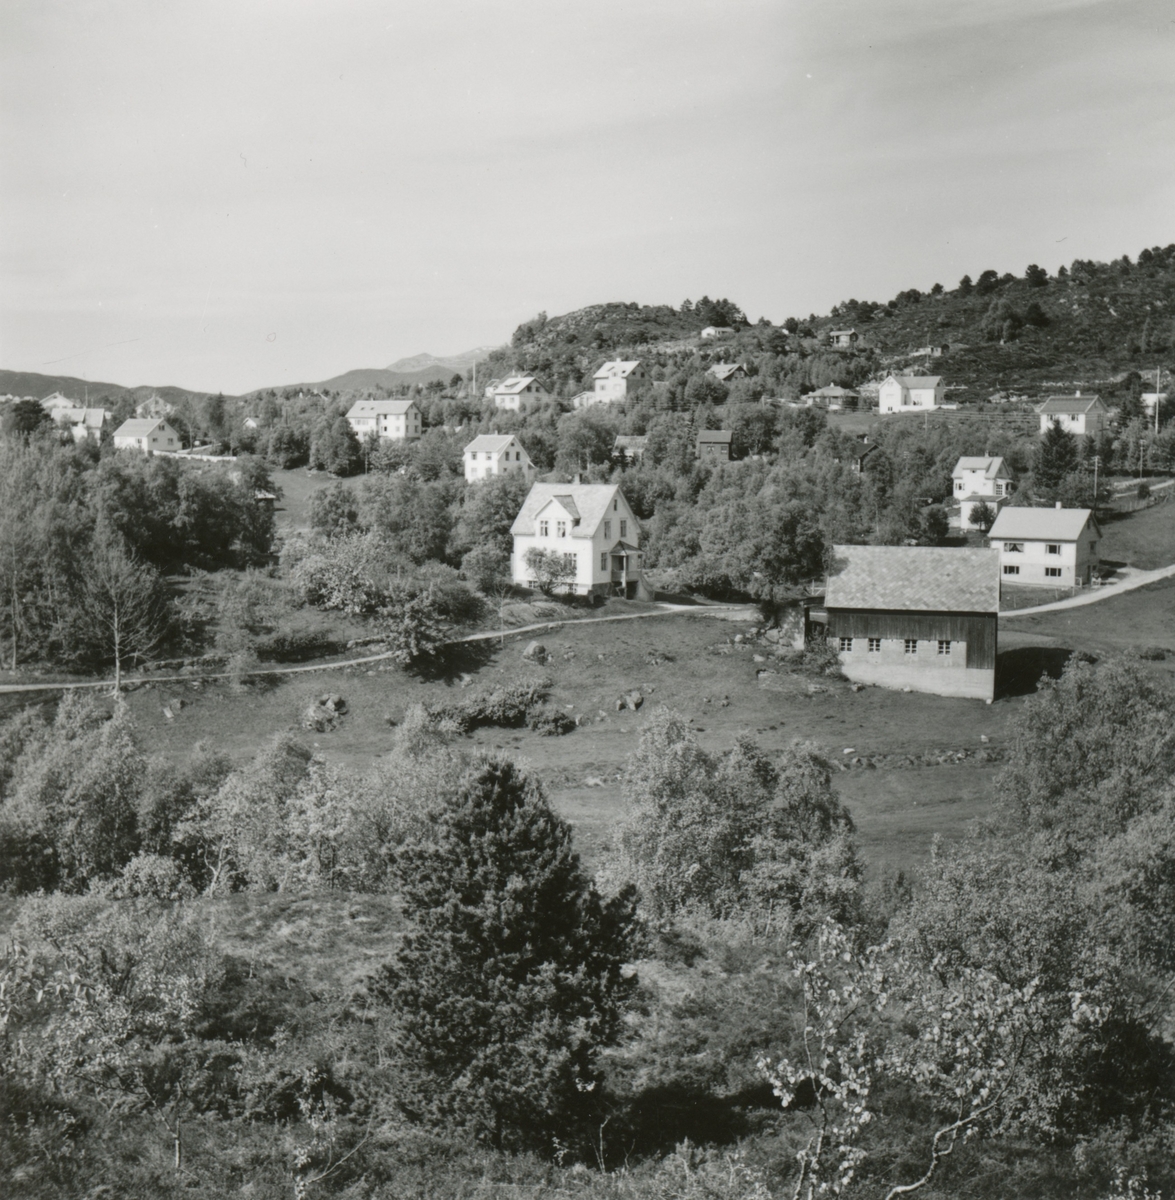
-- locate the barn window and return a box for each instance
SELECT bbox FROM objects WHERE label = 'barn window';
[867,637,881,653]
[1045,567,1062,578]
[904,639,918,654]
[1003,565,1020,576]
[838,637,853,652]
[937,640,951,655]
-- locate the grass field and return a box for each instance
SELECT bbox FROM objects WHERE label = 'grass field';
[1097,498,1175,569]
[270,466,363,533]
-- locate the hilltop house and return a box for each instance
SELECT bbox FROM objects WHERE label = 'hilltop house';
[707,362,746,383]
[463,434,534,482]
[510,482,649,599]
[696,429,733,462]
[135,395,172,420]
[489,375,548,411]
[613,434,648,463]
[828,329,858,349]
[911,343,949,358]
[345,399,421,442]
[590,360,648,403]
[700,326,733,339]
[952,456,1014,529]
[1036,394,1109,437]
[806,385,859,410]
[113,418,181,454]
[878,374,944,413]
[848,436,878,473]
[817,544,1000,701]
[987,505,1101,588]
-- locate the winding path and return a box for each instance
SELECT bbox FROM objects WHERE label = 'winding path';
[1000,561,1175,618]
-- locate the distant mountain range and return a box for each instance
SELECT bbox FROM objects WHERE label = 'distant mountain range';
[0,345,505,406]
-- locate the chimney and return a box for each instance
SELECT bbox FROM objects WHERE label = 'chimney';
[1055,501,1062,509]
[1075,389,1081,397]
[573,472,582,485]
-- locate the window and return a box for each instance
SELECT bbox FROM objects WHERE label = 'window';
[937,640,951,656]
[838,637,853,652]
[1045,567,1062,578]
[620,519,628,538]
[604,520,611,540]
[904,639,918,655]
[563,553,576,572]
[539,520,548,537]
[1003,565,1020,576]
[613,499,618,511]
[557,521,567,538]
[1046,544,1061,555]
[1003,542,1024,553]
[867,637,881,653]
[601,552,608,572]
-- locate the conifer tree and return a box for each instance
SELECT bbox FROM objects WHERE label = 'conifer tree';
[1034,419,1079,498]
[377,758,637,1152]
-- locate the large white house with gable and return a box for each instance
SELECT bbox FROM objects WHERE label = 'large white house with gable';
[112,418,181,454]
[463,434,535,483]
[510,482,650,599]
[489,376,548,411]
[951,455,1014,529]
[345,399,421,442]
[878,374,944,413]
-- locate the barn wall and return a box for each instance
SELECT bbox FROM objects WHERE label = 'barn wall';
[826,609,996,670]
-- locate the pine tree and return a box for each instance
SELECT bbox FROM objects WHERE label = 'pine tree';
[1034,420,1080,498]
[377,758,637,1152]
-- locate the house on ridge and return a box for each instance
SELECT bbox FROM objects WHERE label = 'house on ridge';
[696,429,733,462]
[113,418,181,454]
[463,433,535,483]
[510,482,650,600]
[806,384,859,410]
[489,375,548,411]
[878,374,944,413]
[345,399,422,442]
[817,544,1000,701]
[590,360,648,403]
[613,434,648,464]
[828,329,858,349]
[986,505,1100,588]
[700,326,733,339]
[1035,394,1109,437]
[707,362,746,384]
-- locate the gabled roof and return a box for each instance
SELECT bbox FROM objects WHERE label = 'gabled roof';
[511,483,636,539]
[614,435,648,449]
[828,328,857,337]
[80,408,108,428]
[464,434,518,454]
[808,385,858,399]
[708,363,744,381]
[1037,395,1106,414]
[594,360,642,379]
[492,375,540,395]
[952,456,1010,480]
[114,418,168,438]
[345,400,416,418]
[987,506,1097,542]
[825,545,999,614]
[551,495,580,520]
[696,429,733,444]
[887,374,942,389]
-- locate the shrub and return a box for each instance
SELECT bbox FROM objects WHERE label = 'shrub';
[525,706,576,737]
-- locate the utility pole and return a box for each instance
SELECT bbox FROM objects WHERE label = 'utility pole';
[1091,453,1100,518]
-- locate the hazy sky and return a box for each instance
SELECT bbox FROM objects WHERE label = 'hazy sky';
[2,0,1172,394]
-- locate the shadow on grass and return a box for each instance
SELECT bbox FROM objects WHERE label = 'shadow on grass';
[411,639,498,683]
[996,646,1074,698]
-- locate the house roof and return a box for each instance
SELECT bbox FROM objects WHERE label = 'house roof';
[345,400,416,418]
[113,418,167,438]
[987,506,1097,542]
[493,375,540,395]
[887,374,943,389]
[593,360,642,379]
[696,429,733,444]
[613,435,648,449]
[1037,395,1106,414]
[951,456,1010,480]
[825,545,999,613]
[464,434,518,454]
[511,483,635,539]
[809,385,858,399]
[708,363,744,381]
[829,329,857,337]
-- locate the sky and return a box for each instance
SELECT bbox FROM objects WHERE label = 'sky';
[1,0,1173,395]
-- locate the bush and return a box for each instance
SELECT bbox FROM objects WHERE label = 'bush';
[429,678,552,733]
[525,706,576,737]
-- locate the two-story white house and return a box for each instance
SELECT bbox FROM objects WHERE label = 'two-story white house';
[345,399,422,442]
[56,407,111,444]
[112,418,181,454]
[489,376,548,411]
[510,482,650,600]
[986,505,1101,588]
[463,434,535,483]
[591,360,647,402]
[878,374,945,413]
[951,456,1015,529]
[1036,394,1109,437]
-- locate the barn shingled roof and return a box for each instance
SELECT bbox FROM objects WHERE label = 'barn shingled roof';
[825,545,999,614]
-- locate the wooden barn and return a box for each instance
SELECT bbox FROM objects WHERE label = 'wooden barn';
[817,545,1000,701]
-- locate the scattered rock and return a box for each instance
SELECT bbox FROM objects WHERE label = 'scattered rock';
[584,776,605,788]
[459,673,474,688]
[302,704,336,732]
[980,734,990,744]
[849,682,865,692]
[843,748,856,755]
[617,689,644,712]
[807,684,826,694]
[753,654,766,663]
[733,634,744,644]
[522,641,549,665]
[319,694,347,714]
[764,627,781,643]
[162,705,174,721]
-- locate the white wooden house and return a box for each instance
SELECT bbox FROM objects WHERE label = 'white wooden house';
[951,456,1014,529]
[510,482,650,599]
[463,434,535,482]
[1036,395,1109,437]
[112,418,181,454]
[489,376,548,411]
[345,399,422,442]
[878,374,944,413]
[986,505,1101,587]
[590,360,647,403]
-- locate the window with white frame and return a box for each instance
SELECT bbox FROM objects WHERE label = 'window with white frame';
[838,637,853,652]
[557,521,566,538]
[600,552,607,571]
[539,520,548,537]
[937,640,951,655]
[1045,567,1062,578]
[1046,543,1061,555]
[620,519,627,538]
[1003,565,1020,575]
[867,637,881,653]
[604,520,611,540]
[1003,542,1024,553]
[904,639,918,654]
